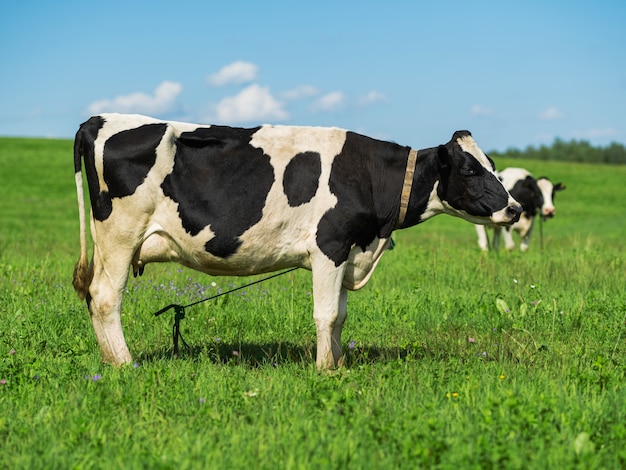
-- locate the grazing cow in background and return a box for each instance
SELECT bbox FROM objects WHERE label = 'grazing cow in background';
[73,113,522,369]
[475,167,565,251]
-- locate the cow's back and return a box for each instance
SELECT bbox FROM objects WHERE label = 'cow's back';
[498,167,531,191]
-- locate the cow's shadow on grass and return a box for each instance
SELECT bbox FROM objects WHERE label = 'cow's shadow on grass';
[139,340,427,368]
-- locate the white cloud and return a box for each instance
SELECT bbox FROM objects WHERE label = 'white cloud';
[470,104,494,116]
[87,81,182,115]
[281,85,319,100]
[311,91,345,112]
[358,91,386,106]
[213,84,288,123]
[539,106,565,120]
[207,61,258,87]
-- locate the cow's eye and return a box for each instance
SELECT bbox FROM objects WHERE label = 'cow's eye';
[460,167,476,176]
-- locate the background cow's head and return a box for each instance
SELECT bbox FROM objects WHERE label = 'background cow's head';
[511,176,545,218]
[536,177,566,220]
[436,131,521,225]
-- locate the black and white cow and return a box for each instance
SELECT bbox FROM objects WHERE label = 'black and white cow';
[73,113,522,369]
[475,167,565,251]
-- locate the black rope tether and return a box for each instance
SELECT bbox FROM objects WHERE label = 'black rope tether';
[153,267,299,357]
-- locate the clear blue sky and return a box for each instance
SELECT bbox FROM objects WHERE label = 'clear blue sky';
[1,0,624,152]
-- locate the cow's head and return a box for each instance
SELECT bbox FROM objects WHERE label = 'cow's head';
[536,177,566,220]
[436,131,522,225]
[511,176,545,218]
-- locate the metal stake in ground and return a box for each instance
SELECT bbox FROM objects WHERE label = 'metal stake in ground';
[153,268,299,357]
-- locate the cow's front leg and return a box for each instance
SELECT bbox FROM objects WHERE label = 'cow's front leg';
[492,226,503,251]
[87,248,133,366]
[331,287,348,367]
[520,220,536,252]
[311,258,347,370]
[502,227,516,251]
[520,237,530,252]
[475,225,490,251]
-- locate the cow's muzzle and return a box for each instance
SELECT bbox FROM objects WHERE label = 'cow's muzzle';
[505,203,523,224]
[491,202,523,225]
[542,207,556,220]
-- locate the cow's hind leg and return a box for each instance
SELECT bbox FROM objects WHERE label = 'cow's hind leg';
[331,287,348,367]
[87,246,133,366]
[311,257,348,370]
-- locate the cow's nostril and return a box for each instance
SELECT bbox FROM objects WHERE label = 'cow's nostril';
[507,204,522,221]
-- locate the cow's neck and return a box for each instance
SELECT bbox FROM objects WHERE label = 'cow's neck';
[397,147,443,229]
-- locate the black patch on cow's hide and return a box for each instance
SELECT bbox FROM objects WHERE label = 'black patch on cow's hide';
[103,123,167,199]
[161,126,274,259]
[316,132,406,266]
[283,151,321,206]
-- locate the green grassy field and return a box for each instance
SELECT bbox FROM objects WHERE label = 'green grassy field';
[1,137,625,469]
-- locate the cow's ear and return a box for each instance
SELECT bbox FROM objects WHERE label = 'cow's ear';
[437,145,450,169]
[554,182,566,191]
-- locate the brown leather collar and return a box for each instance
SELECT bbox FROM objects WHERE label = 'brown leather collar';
[395,149,418,229]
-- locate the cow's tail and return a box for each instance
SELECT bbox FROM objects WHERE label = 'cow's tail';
[72,128,93,300]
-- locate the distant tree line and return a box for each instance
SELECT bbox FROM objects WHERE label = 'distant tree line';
[490,138,626,164]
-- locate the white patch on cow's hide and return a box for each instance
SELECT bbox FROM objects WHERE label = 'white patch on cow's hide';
[250,124,348,159]
[152,125,178,182]
[93,138,108,194]
[536,178,556,214]
[421,182,444,221]
[456,134,495,172]
[343,238,391,290]
[498,168,531,190]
